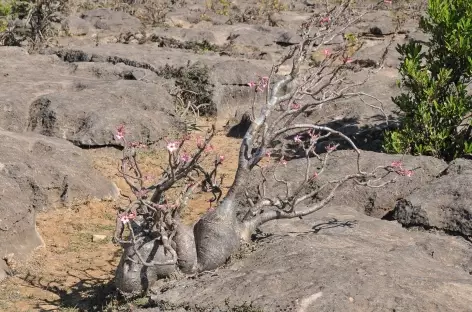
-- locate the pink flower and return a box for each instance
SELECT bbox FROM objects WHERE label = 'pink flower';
[257,76,269,92]
[280,157,287,166]
[166,141,179,153]
[308,130,320,143]
[391,160,403,168]
[248,81,256,88]
[205,144,214,153]
[218,155,225,163]
[325,143,338,152]
[180,153,191,163]
[290,103,301,110]
[119,212,136,224]
[398,169,413,177]
[320,16,330,24]
[390,160,413,177]
[324,49,331,57]
[311,171,318,180]
[294,135,302,143]
[196,136,204,149]
[265,151,272,158]
[344,57,353,64]
[115,124,125,141]
[384,0,392,4]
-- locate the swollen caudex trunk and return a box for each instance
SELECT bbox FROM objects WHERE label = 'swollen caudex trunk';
[114,220,190,295]
[115,198,244,295]
[115,238,176,296]
[193,204,241,271]
[193,177,249,271]
[115,171,249,295]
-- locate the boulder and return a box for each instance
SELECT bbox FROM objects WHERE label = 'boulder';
[0,46,183,147]
[79,8,143,33]
[147,23,301,60]
[393,158,472,236]
[50,43,273,121]
[62,16,94,36]
[0,130,118,280]
[152,205,472,311]
[26,80,181,146]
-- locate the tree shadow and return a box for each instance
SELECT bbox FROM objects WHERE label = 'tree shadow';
[226,112,252,138]
[224,105,402,156]
[281,115,399,158]
[311,218,358,233]
[252,218,358,242]
[20,249,123,312]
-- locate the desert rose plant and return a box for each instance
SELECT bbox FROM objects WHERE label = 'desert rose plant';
[112,0,413,296]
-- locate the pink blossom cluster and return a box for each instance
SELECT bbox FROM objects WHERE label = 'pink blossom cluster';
[279,101,302,111]
[325,143,338,153]
[134,188,149,199]
[115,124,125,140]
[292,129,322,146]
[300,15,330,31]
[290,103,301,110]
[165,135,224,165]
[320,16,330,25]
[248,75,269,92]
[114,125,147,149]
[264,150,287,167]
[391,160,413,177]
[120,212,136,224]
[321,48,353,64]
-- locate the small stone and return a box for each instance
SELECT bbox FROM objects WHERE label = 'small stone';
[349,297,354,303]
[92,234,107,242]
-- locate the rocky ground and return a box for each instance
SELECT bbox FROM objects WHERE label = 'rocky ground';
[1,0,472,311]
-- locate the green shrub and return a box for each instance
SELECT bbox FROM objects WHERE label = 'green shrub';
[383,0,472,161]
[0,1,12,16]
[1,0,67,47]
[0,0,12,32]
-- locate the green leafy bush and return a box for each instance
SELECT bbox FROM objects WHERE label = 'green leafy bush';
[0,0,13,32]
[1,0,67,47]
[383,0,472,161]
[0,1,12,16]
